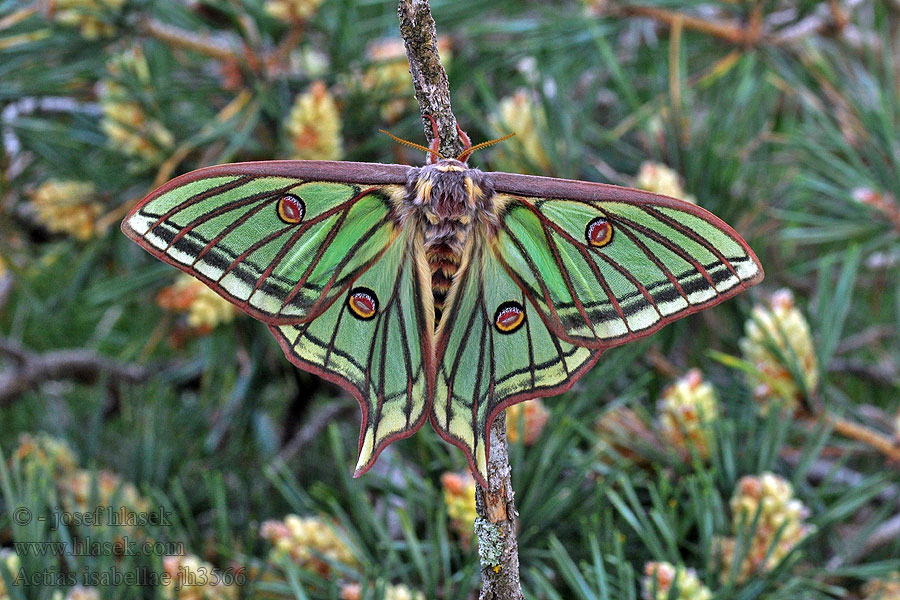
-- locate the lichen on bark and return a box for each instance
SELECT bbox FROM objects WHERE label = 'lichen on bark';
[397,0,463,159]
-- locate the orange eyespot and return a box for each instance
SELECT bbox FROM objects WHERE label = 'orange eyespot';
[277,194,305,224]
[494,301,525,334]
[348,287,378,320]
[586,217,613,248]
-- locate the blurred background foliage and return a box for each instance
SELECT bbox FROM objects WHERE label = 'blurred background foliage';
[1,0,899,598]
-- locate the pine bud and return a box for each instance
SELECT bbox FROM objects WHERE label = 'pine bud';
[441,471,477,547]
[340,583,424,600]
[863,573,900,600]
[64,587,100,600]
[852,188,900,232]
[162,554,237,600]
[157,274,238,332]
[286,81,343,160]
[12,432,79,477]
[358,37,452,123]
[636,162,696,204]
[490,90,552,174]
[580,0,608,16]
[719,472,813,582]
[739,289,818,412]
[594,406,659,465]
[59,469,150,516]
[29,181,102,241]
[893,408,900,445]
[264,0,323,23]
[642,562,712,600]
[49,0,125,39]
[260,514,358,575]
[506,399,550,445]
[0,549,22,595]
[658,369,718,460]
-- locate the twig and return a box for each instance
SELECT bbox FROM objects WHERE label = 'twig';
[645,347,680,378]
[828,0,850,30]
[828,356,899,387]
[0,6,36,31]
[605,0,865,47]
[396,2,523,597]
[821,413,900,462]
[397,0,464,159]
[608,4,755,45]
[278,402,354,462]
[139,17,310,87]
[835,325,897,354]
[773,0,865,44]
[2,97,101,181]
[474,413,524,600]
[826,511,900,569]
[781,451,900,506]
[139,18,238,61]
[0,274,12,312]
[0,337,149,406]
[781,451,900,567]
[849,512,900,562]
[858,404,897,430]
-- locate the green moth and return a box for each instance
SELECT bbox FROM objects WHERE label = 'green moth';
[121,134,763,486]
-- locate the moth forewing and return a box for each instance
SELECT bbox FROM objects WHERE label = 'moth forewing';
[485,172,764,352]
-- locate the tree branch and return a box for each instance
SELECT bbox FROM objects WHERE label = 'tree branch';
[139,18,238,61]
[602,0,867,48]
[474,413,524,600]
[848,511,900,564]
[828,356,899,387]
[396,2,523,597]
[609,4,753,45]
[781,450,900,506]
[0,274,13,312]
[823,413,900,462]
[397,0,464,159]
[278,401,355,462]
[0,337,149,406]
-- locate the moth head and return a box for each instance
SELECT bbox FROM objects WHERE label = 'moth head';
[379,128,515,165]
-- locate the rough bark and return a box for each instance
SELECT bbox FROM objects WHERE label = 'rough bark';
[474,412,525,600]
[396,2,525,597]
[0,336,149,406]
[397,0,464,159]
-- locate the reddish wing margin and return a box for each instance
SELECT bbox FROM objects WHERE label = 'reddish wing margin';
[121,161,411,325]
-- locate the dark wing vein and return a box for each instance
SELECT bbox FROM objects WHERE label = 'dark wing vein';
[278,201,354,308]
[143,176,252,232]
[539,219,598,336]
[611,219,689,300]
[644,207,740,280]
[608,213,717,288]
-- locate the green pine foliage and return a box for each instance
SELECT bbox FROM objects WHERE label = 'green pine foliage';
[1,0,899,598]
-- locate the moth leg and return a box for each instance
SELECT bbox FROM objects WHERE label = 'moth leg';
[424,113,442,165]
[455,124,472,153]
[423,113,473,165]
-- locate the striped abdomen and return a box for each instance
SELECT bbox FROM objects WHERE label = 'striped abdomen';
[427,242,461,322]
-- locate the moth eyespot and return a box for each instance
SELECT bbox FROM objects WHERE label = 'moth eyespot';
[494,301,525,334]
[347,287,378,320]
[585,217,613,248]
[277,194,305,224]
